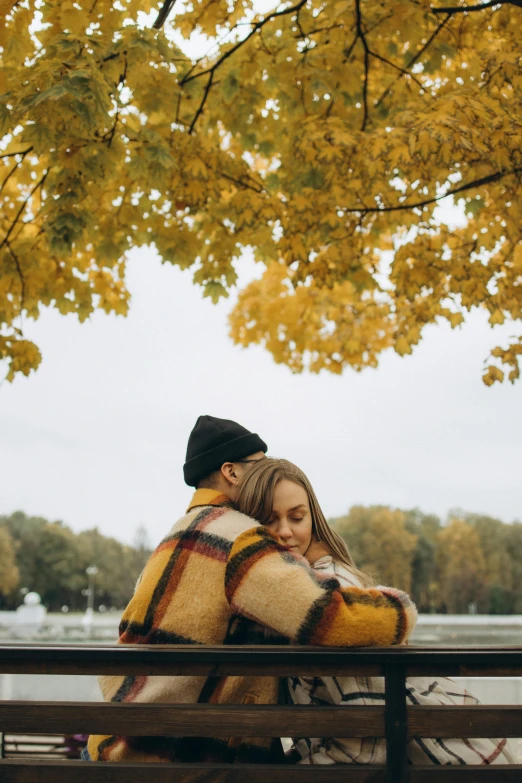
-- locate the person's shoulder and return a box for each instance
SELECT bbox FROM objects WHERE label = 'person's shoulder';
[206,506,261,540]
[168,504,260,542]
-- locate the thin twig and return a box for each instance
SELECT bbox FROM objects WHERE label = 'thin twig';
[295,7,306,39]
[295,23,344,38]
[217,169,265,194]
[355,0,370,131]
[0,162,20,196]
[0,148,33,196]
[106,109,119,148]
[0,169,49,251]
[181,0,308,86]
[175,90,182,125]
[325,80,340,119]
[181,0,307,132]
[7,241,25,326]
[342,165,522,214]
[119,54,128,87]
[188,71,214,134]
[364,11,395,35]
[258,25,273,56]
[1,0,23,18]
[369,50,425,93]
[343,33,359,63]
[432,0,522,14]
[375,14,451,107]
[0,148,33,159]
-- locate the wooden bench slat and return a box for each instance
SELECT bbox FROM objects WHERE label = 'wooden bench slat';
[2,663,520,677]
[409,666,522,678]
[408,769,522,782]
[0,661,385,677]
[408,705,522,738]
[2,702,522,738]
[0,759,387,782]
[0,702,384,737]
[1,644,522,677]
[2,760,522,783]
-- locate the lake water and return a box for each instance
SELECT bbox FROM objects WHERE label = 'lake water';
[1,613,521,705]
[411,614,522,646]
[2,611,522,644]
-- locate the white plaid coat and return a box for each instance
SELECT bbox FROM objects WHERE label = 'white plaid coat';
[289,557,520,766]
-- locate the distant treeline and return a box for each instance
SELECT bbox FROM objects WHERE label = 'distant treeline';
[0,512,152,612]
[331,507,522,614]
[1,507,521,614]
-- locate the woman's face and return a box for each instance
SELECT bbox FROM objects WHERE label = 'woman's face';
[265,479,313,556]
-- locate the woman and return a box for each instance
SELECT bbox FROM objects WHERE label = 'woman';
[236,458,519,766]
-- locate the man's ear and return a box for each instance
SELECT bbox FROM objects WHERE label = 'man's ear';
[220,462,239,486]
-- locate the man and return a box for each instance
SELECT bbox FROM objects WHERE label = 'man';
[87,415,417,763]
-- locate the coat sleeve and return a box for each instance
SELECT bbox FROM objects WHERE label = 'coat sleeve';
[225,527,417,646]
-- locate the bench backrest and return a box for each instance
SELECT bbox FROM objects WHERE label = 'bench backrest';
[1,643,521,782]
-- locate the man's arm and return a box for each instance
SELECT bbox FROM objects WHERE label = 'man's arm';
[225,526,416,647]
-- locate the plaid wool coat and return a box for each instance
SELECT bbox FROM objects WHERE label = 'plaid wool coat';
[289,556,520,766]
[87,489,417,764]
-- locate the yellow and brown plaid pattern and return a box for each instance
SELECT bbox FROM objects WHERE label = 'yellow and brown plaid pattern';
[88,490,417,764]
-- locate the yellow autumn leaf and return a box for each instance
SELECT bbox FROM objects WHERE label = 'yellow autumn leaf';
[0,0,521,385]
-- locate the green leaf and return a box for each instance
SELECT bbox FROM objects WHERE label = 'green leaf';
[203,281,228,303]
[31,84,68,107]
[222,72,240,102]
[466,197,485,217]
[21,122,54,153]
[0,103,11,136]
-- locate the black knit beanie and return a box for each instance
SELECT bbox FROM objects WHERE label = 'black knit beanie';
[183,415,267,487]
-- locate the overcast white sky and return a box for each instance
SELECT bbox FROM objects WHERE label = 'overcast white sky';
[0,239,520,546]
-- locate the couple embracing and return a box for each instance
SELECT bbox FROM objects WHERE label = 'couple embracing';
[86,415,517,767]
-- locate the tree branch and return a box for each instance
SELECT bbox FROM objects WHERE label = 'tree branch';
[258,25,274,56]
[0,0,23,19]
[175,90,183,126]
[369,49,426,93]
[355,0,370,131]
[105,109,120,147]
[152,0,177,29]
[0,147,33,196]
[188,71,214,135]
[295,23,344,39]
[180,0,308,132]
[294,8,307,40]
[0,169,49,251]
[217,169,265,194]
[182,0,308,85]
[343,32,359,62]
[342,166,522,214]
[0,148,33,159]
[6,241,25,324]
[432,0,522,13]
[375,14,451,107]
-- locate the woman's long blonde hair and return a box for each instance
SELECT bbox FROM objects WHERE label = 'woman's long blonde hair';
[235,458,374,587]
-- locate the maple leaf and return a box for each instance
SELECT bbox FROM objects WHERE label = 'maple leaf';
[1,0,522,384]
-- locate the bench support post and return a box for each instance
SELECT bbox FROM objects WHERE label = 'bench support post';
[385,662,408,783]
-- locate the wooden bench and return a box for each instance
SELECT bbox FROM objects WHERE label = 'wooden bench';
[0,643,521,782]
